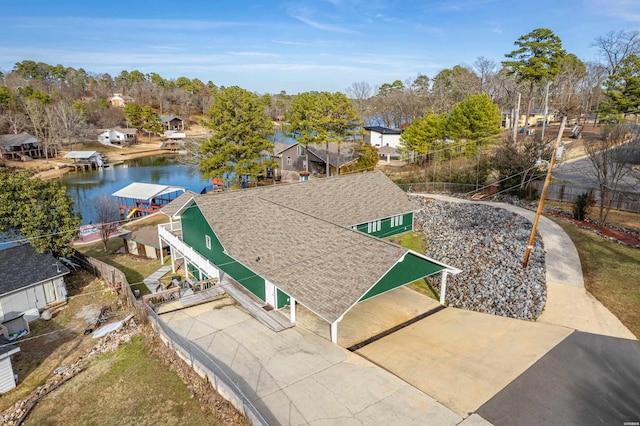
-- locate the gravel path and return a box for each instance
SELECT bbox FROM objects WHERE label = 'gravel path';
[414,197,547,320]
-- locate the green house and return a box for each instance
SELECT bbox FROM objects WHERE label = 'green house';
[160,171,460,343]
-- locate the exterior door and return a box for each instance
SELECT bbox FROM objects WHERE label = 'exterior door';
[265,280,277,307]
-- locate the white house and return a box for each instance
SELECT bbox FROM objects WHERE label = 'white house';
[364,126,403,149]
[0,337,19,394]
[98,127,138,147]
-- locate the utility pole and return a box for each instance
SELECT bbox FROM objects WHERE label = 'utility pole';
[541,81,551,140]
[512,92,521,144]
[523,116,567,268]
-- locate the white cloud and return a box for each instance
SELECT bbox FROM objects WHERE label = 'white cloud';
[586,0,640,21]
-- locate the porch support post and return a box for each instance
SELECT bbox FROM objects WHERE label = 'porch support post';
[170,249,176,273]
[330,315,344,344]
[289,297,296,323]
[439,271,449,305]
[158,229,164,265]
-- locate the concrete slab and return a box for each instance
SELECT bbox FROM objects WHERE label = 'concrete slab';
[478,332,640,425]
[357,307,573,417]
[296,286,441,347]
[459,414,494,425]
[161,302,462,425]
[539,282,636,340]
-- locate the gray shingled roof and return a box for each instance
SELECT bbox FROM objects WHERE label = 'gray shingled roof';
[0,245,69,295]
[0,133,39,148]
[160,191,196,217]
[121,226,167,248]
[252,171,416,226]
[161,172,437,322]
[194,193,409,323]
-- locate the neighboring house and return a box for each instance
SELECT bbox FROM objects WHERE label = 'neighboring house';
[273,142,358,176]
[364,126,403,149]
[121,226,169,260]
[502,110,557,129]
[0,133,44,161]
[108,93,134,108]
[0,244,70,323]
[159,171,460,343]
[0,337,20,394]
[378,145,401,163]
[98,127,138,147]
[160,115,185,131]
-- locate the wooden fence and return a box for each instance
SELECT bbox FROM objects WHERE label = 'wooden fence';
[71,251,142,309]
[529,181,640,213]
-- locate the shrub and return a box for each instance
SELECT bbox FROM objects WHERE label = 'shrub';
[573,192,594,221]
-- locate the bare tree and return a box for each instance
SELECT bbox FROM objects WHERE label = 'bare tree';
[93,193,121,252]
[584,124,640,225]
[593,30,640,75]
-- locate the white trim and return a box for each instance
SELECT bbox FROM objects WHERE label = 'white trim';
[205,235,211,250]
[440,271,449,305]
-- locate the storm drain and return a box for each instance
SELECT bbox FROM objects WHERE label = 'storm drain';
[347,305,446,352]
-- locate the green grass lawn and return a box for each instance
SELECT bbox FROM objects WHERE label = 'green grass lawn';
[76,238,168,296]
[389,231,440,300]
[25,336,235,426]
[549,216,640,338]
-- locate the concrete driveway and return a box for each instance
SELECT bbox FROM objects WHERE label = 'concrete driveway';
[160,299,461,426]
[296,286,442,348]
[356,307,573,417]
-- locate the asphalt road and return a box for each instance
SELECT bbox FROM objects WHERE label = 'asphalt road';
[553,155,640,194]
[477,331,640,425]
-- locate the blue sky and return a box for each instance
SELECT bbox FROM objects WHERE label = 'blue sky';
[0,0,638,94]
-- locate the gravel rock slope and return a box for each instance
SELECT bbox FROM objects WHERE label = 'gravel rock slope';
[414,197,547,320]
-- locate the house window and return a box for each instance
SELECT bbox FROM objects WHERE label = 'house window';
[286,156,292,165]
[367,220,382,233]
[391,215,404,227]
[297,145,306,156]
[205,235,211,250]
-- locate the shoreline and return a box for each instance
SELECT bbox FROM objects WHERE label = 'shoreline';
[4,143,176,181]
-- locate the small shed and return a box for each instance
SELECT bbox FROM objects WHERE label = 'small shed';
[121,226,169,259]
[0,337,20,394]
[112,182,186,220]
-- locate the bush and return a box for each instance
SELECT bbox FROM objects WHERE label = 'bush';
[573,192,594,221]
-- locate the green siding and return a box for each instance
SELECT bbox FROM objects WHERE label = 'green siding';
[359,252,444,302]
[276,289,290,309]
[356,212,413,238]
[182,205,266,301]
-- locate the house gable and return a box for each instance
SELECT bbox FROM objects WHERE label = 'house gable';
[359,252,444,302]
[181,203,266,301]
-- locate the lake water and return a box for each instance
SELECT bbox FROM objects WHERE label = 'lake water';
[60,155,210,224]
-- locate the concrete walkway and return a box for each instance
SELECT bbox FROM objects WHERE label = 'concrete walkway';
[421,194,635,340]
[143,265,172,293]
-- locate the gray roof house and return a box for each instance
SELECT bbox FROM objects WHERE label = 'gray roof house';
[158,171,460,344]
[0,244,70,323]
[273,142,359,176]
[0,133,44,161]
[160,115,184,131]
